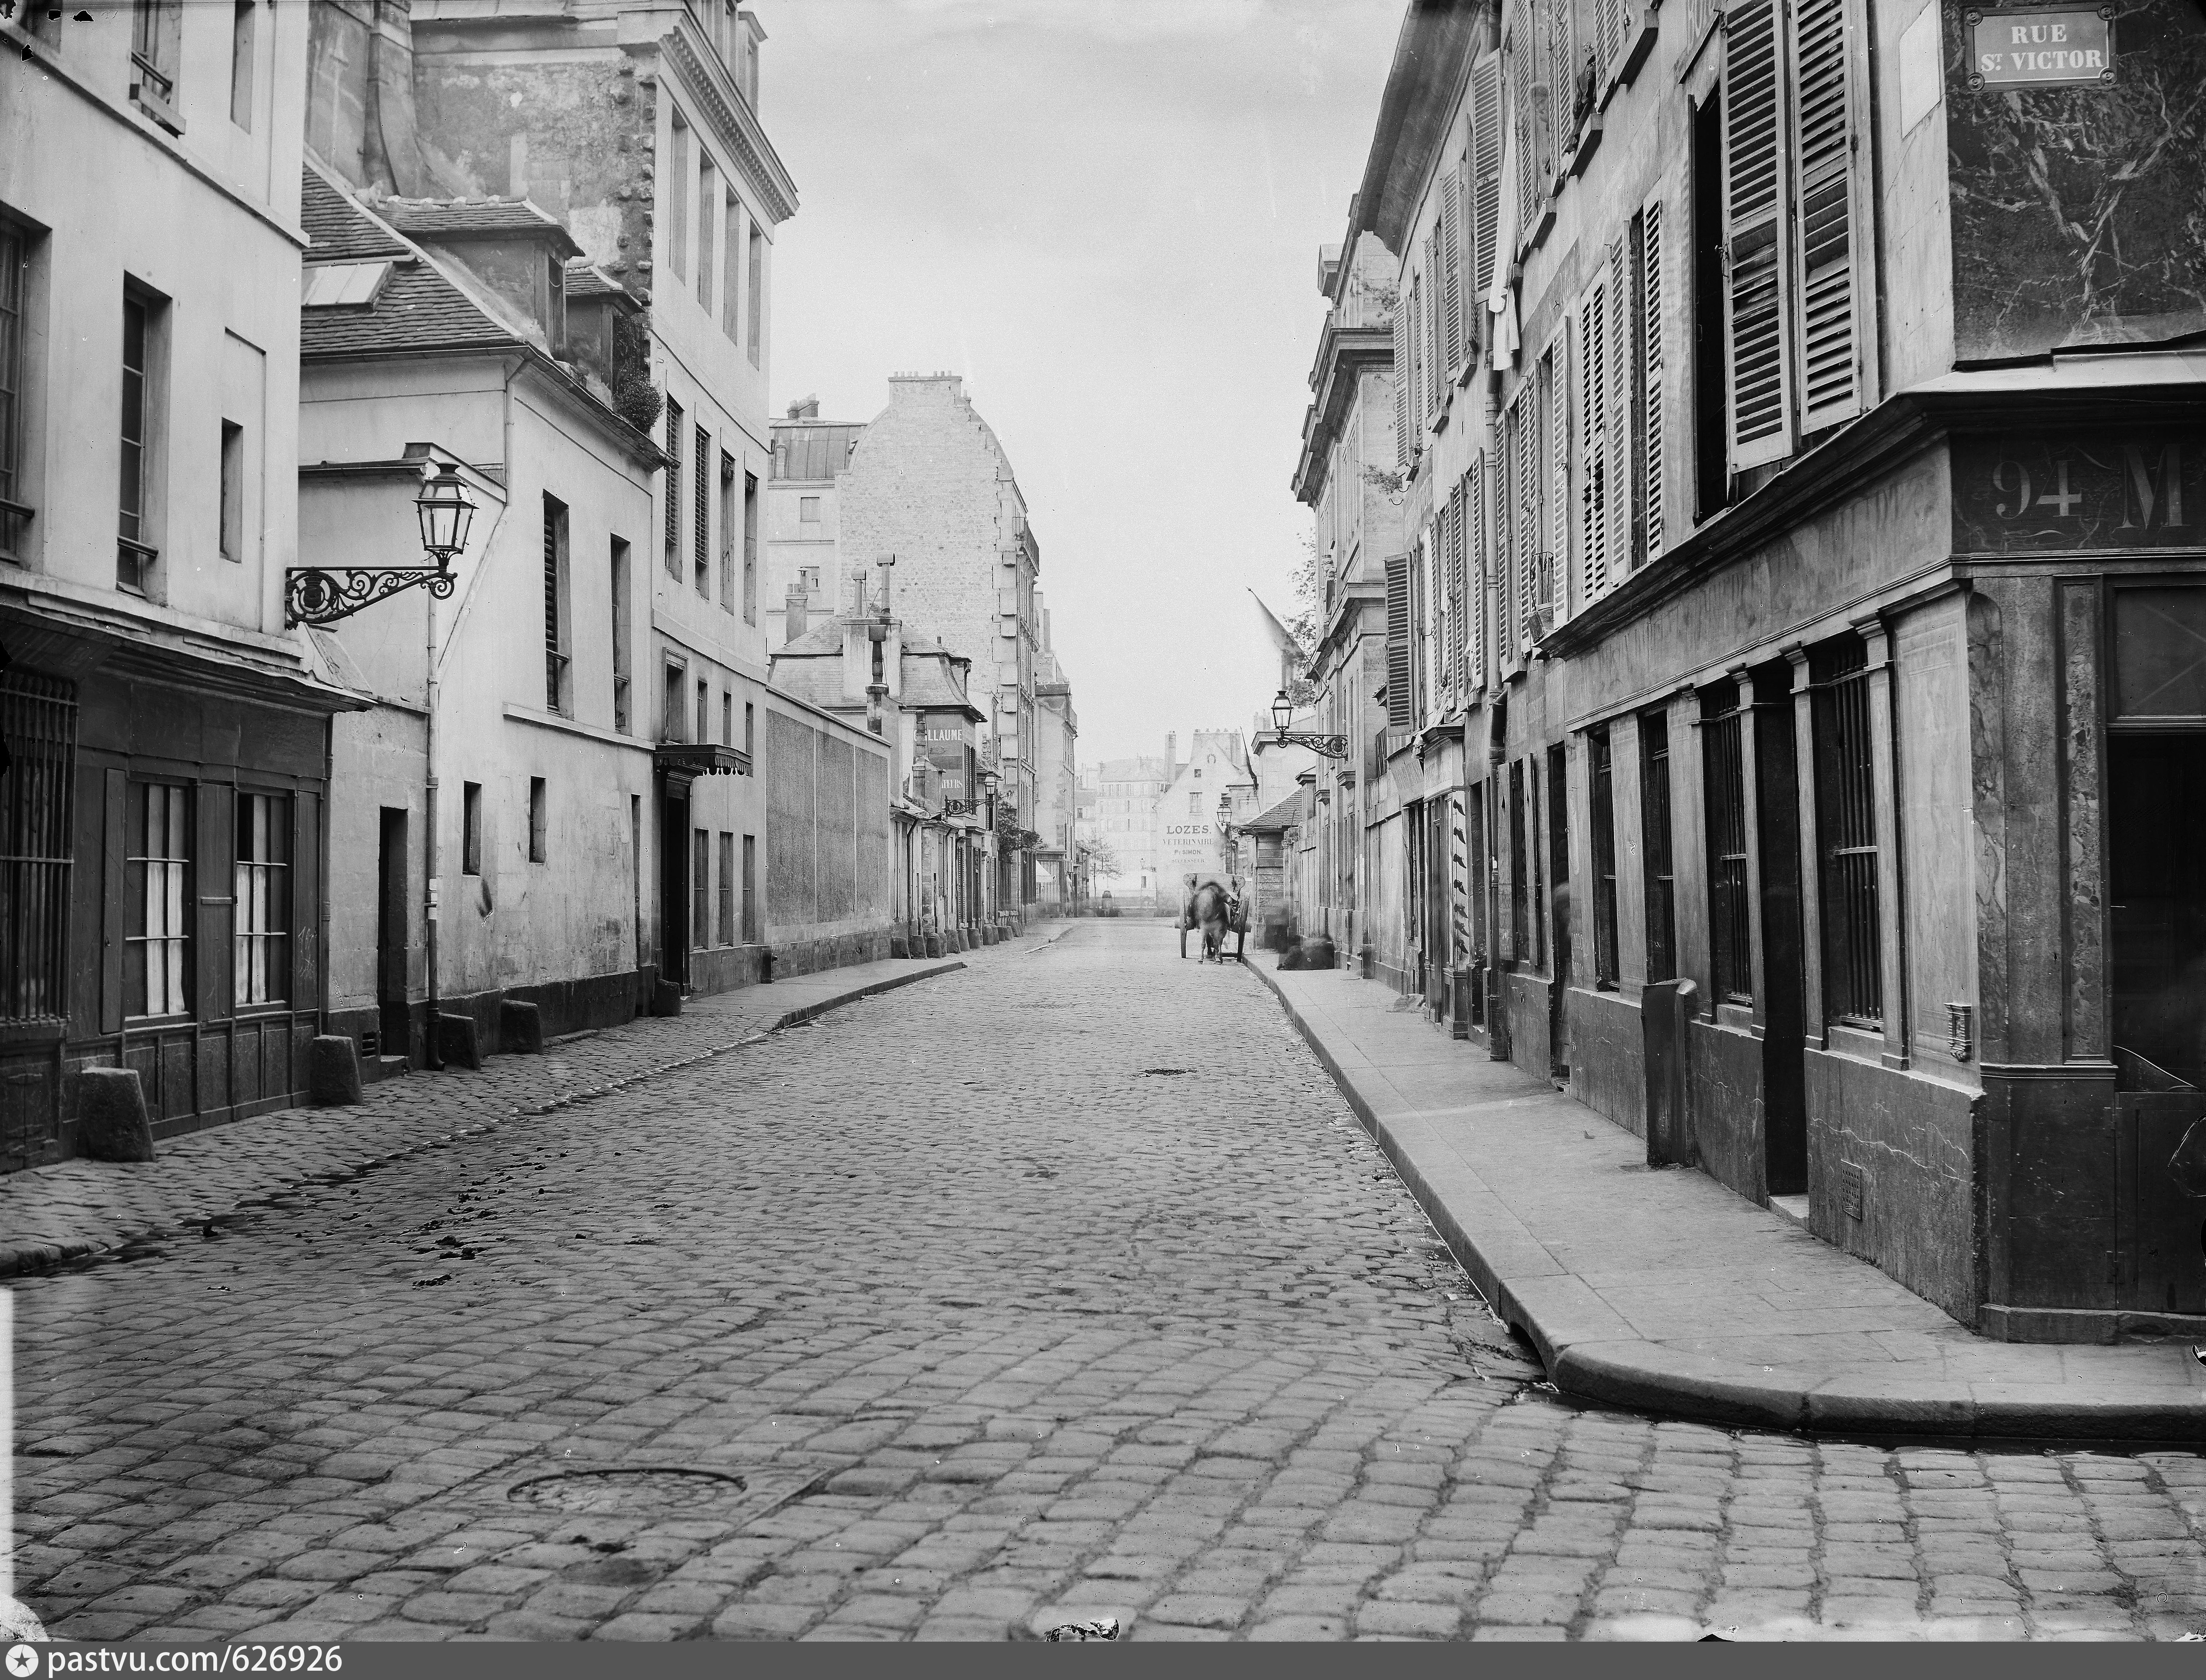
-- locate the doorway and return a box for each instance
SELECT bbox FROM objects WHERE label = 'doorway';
[2111,733,2206,1087]
[1752,665,1809,1196]
[377,807,409,1060]
[659,785,689,987]
[1547,743,1571,1080]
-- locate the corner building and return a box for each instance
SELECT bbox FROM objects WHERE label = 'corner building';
[1336,0,2206,1338]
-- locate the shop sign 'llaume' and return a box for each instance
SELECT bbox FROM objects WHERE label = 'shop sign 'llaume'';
[1966,4,2117,88]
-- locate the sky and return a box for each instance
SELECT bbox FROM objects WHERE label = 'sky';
[759,0,1404,767]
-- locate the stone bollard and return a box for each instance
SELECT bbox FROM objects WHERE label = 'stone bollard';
[307,1035,364,1105]
[499,998,544,1055]
[437,1011,484,1070]
[650,979,683,1017]
[77,1067,155,1162]
[924,932,944,958]
[890,933,911,960]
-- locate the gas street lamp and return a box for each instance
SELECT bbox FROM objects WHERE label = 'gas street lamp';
[1269,687,1349,758]
[285,462,478,626]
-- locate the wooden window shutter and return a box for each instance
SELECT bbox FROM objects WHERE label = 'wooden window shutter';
[1441,168,1463,374]
[1516,395,1539,640]
[664,398,684,575]
[1447,477,1467,690]
[1578,280,1608,609]
[1542,346,1565,624]
[1722,0,1796,470]
[1607,240,1632,582]
[1427,235,1446,415]
[1789,0,1866,432]
[1467,461,1486,688]
[1511,29,1539,237]
[1393,293,1411,469]
[1639,199,1667,562]
[1385,553,1413,729]
[1471,55,1503,320]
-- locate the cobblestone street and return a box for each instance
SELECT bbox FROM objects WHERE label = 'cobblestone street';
[12,924,2206,1642]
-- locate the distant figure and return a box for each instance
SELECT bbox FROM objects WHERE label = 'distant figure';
[1191,881,1233,962]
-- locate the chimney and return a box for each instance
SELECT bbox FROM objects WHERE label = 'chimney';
[1166,732,1177,773]
[787,394,819,419]
[785,584,809,646]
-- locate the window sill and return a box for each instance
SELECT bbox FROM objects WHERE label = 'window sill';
[130,80,186,136]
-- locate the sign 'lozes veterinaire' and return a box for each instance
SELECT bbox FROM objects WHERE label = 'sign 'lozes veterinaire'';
[1965,5,2116,88]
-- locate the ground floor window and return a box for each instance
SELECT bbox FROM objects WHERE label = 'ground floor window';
[0,671,76,1024]
[1813,637,1880,1026]
[1589,727,1619,987]
[692,827,711,949]
[234,790,289,1006]
[127,780,192,1018]
[1509,760,1528,962]
[1640,709,1676,982]
[717,831,735,945]
[1703,686,1752,1006]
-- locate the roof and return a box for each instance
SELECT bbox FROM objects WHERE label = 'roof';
[301,170,521,361]
[380,196,584,257]
[1350,0,1484,253]
[1239,792,1307,834]
[564,260,633,303]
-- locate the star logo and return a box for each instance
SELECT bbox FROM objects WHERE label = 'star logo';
[7,1644,38,1678]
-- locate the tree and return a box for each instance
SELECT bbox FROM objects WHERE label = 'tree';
[1278,533,1324,710]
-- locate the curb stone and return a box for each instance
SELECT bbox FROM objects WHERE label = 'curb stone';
[1245,953,2206,1443]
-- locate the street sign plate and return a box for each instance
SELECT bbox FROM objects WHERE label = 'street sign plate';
[1967,5,2115,88]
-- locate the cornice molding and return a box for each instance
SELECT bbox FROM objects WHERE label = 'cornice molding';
[657,30,798,225]
[1294,325,1394,504]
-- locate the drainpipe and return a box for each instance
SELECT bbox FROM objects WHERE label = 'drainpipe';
[423,574,444,1071]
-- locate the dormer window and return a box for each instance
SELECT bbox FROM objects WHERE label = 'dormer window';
[301,262,394,307]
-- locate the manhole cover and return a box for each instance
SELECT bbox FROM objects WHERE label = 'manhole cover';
[507,1468,748,1514]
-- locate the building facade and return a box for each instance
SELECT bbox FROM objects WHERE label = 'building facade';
[0,0,363,1166]
[1327,0,2206,1337]
[1085,752,1170,906]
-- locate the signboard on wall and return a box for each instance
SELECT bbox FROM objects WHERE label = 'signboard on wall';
[1966,5,2115,87]
[1951,434,2200,553]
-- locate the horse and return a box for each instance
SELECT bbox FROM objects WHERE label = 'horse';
[1191,881,1234,963]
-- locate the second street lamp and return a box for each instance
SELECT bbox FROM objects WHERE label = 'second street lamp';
[1268,686,1349,758]
[286,462,478,627]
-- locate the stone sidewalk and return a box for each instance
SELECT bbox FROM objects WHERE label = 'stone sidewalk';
[1251,957,2206,1443]
[0,928,1069,1281]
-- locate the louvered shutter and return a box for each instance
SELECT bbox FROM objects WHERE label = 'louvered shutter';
[1428,241,1446,414]
[1467,461,1486,690]
[1722,0,1796,470]
[1471,55,1503,322]
[1578,281,1608,610]
[1607,241,1631,579]
[1543,347,1565,623]
[1789,0,1864,431]
[1405,274,1423,452]
[1511,28,1539,232]
[1516,394,1539,639]
[1441,168,1463,375]
[1385,552,1412,729]
[1393,291,1411,469]
[1447,478,1467,693]
[1640,200,1666,562]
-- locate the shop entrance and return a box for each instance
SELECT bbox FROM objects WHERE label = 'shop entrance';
[2109,732,2206,1314]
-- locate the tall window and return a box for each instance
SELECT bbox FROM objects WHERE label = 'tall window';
[543,494,570,712]
[722,192,743,343]
[721,691,732,748]
[742,470,758,623]
[696,154,716,313]
[130,0,181,116]
[691,827,711,948]
[228,0,255,130]
[1589,728,1619,987]
[744,701,754,763]
[693,424,711,596]
[716,832,735,945]
[118,291,158,596]
[610,537,631,733]
[1188,793,1201,817]
[667,115,689,282]
[528,777,548,863]
[234,791,288,1006]
[697,678,710,745]
[0,219,27,563]
[126,781,190,1018]
[461,781,482,876]
[741,833,758,942]
[663,398,683,577]
[663,659,684,741]
[1640,708,1677,981]
[1813,636,1881,1024]
[1633,202,1665,564]
[219,421,244,562]
[1703,686,1753,1004]
[718,451,736,613]
[745,223,764,367]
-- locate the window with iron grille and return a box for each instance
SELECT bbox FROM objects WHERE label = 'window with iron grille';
[717,831,735,945]
[663,399,683,577]
[1640,707,1677,981]
[233,791,288,1007]
[1589,727,1620,987]
[1812,636,1880,1024]
[543,495,569,712]
[0,670,75,1025]
[1509,758,1529,962]
[126,781,191,1018]
[118,290,162,597]
[1703,687,1753,1004]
